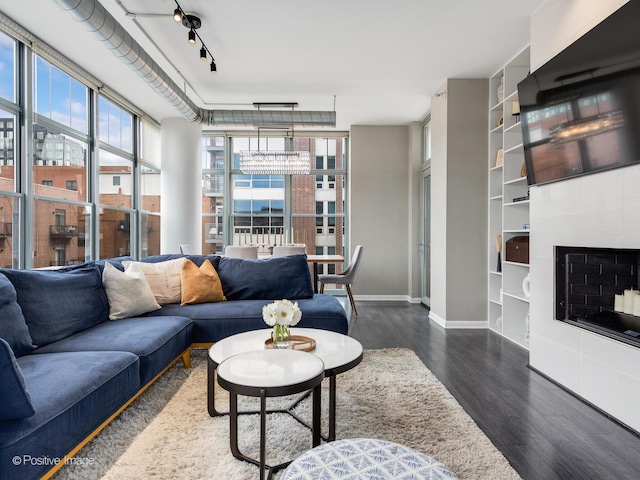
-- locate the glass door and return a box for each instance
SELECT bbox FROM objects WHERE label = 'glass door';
[420,171,431,307]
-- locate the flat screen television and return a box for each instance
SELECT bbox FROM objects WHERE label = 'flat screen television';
[518,1,640,186]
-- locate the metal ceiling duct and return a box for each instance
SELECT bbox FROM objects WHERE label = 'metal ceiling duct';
[52,0,336,128]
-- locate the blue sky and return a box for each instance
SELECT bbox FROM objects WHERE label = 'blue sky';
[0,31,14,102]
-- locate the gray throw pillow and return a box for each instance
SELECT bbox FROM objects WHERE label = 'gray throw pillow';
[102,262,161,320]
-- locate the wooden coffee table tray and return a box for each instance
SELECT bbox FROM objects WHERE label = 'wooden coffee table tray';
[265,335,316,352]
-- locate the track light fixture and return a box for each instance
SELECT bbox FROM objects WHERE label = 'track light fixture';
[173,0,218,72]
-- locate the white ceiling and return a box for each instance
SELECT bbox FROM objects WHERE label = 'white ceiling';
[2,0,546,130]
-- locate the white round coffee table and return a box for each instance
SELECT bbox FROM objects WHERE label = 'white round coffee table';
[217,349,325,480]
[208,328,363,441]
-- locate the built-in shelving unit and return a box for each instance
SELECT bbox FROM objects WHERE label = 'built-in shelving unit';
[488,46,531,349]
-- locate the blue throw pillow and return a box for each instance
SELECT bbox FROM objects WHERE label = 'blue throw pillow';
[0,338,35,420]
[0,272,36,356]
[217,254,314,300]
[0,263,109,347]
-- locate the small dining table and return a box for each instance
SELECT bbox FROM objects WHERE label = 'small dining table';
[305,254,344,293]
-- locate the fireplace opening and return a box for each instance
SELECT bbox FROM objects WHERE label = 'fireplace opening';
[556,246,640,347]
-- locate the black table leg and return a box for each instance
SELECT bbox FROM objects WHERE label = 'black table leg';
[260,388,267,480]
[229,392,240,458]
[312,383,321,447]
[207,357,226,417]
[329,375,337,441]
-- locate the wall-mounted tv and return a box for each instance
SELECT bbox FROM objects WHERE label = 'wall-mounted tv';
[518,1,640,186]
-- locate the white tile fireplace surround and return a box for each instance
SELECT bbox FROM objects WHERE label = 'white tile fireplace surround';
[529,163,640,432]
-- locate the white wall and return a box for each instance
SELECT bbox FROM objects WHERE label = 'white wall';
[431,88,448,318]
[531,0,629,70]
[350,125,411,299]
[529,0,640,432]
[430,79,488,326]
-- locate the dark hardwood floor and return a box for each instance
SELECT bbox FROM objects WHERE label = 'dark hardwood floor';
[347,301,640,480]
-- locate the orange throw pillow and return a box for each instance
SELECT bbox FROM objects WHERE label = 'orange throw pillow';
[180,259,226,305]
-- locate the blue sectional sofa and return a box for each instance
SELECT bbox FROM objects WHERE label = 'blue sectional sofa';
[0,253,348,479]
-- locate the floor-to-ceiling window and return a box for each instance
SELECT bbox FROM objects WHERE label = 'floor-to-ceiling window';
[230,136,286,249]
[0,29,18,268]
[32,55,90,267]
[0,24,151,267]
[201,133,348,271]
[201,136,225,254]
[98,95,135,259]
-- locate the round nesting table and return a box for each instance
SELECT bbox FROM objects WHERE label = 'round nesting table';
[282,438,458,479]
[208,328,363,441]
[216,349,325,480]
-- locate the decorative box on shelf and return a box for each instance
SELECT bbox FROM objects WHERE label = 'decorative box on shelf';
[505,236,529,264]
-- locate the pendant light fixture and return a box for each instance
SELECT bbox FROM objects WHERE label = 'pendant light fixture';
[240,104,311,175]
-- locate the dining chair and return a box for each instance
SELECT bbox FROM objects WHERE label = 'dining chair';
[224,245,259,259]
[179,244,193,254]
[272,245,306,257]
[318,245,363,316]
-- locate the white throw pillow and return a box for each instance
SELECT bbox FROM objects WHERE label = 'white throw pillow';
[102,262,161,320]
[121,258,186,305]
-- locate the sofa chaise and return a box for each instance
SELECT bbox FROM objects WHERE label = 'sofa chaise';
[0,253,348,479]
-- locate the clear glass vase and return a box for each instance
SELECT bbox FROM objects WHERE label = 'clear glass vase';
[273,324,290,349]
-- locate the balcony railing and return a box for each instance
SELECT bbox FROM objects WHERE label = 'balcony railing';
[205,222,222,243]
[49,224,79,238]
[203,177,224,196]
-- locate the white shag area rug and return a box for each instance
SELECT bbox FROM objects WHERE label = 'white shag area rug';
[53,348,521,480]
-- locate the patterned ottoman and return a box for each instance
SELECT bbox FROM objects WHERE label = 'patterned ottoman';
[282,438,458,479]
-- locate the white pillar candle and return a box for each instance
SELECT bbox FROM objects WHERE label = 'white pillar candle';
[614,294,625,312]
[623,289,638,314]
[634,295,640,317]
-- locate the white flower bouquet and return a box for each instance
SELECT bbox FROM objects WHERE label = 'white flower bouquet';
[263,299,302,347]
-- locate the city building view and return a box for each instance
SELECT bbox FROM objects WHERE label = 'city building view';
[0,36,347,270]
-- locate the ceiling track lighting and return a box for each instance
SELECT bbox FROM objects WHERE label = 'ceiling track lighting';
[173,0,218,73]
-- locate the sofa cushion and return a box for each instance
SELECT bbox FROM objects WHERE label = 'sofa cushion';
[95,256,134,272]
[154,294,348,342]
[0,338,35,420]
[141,254,222,270]
[33,316,193,385]
[181,259,226,305]
[0,351,140,480]
[102,262,161,320]
[0,263,109,347]
[0,273,35,356]
[217,254,314,300]
[122,258,186,305]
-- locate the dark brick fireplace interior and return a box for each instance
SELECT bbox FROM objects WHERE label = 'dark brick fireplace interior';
[556,246,640,347]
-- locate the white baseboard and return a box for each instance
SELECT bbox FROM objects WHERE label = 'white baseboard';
[354,294,415,303]
[429,311,488,329]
